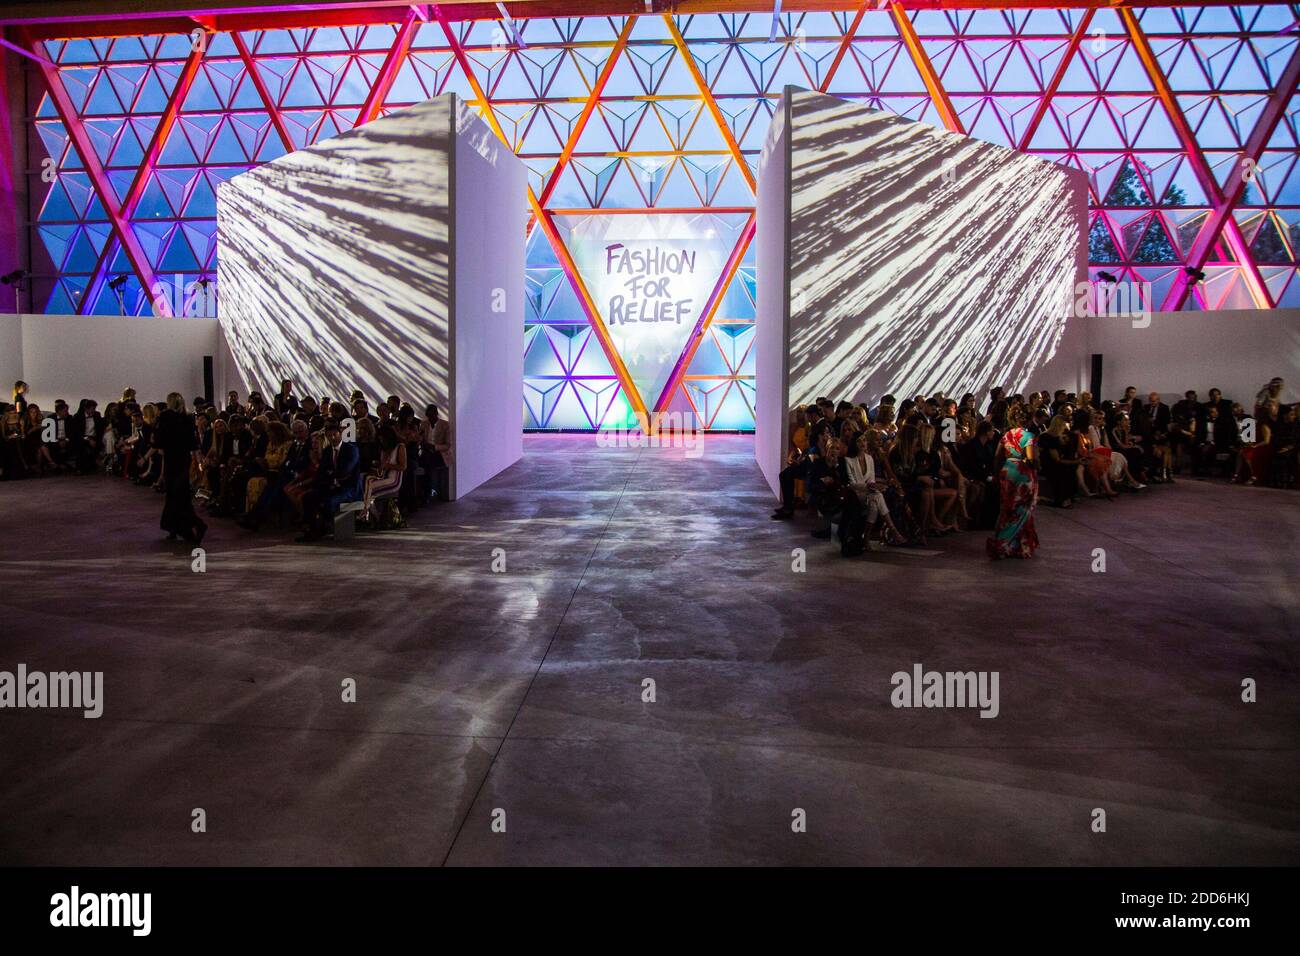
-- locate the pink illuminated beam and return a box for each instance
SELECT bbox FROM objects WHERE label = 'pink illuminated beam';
[1016,9,1094,153]
[1156,36,1300,311]
[356,6,420,126]
[1120,8,1273,310]
[233,30,294,151]
[79,32,209,315]
[16,27,172,315]
[652,213,755,417]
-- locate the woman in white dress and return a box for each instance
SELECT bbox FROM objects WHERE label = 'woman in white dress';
[846,434,904,546]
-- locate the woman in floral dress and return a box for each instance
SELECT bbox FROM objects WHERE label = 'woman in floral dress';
[987,408,1039,559]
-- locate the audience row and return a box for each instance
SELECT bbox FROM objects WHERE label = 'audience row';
[1,380,453,543]
[770,378,1296,558]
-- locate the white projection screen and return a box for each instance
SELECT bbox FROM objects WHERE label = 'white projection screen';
[218,93,525,499]
[756,88,1089,495]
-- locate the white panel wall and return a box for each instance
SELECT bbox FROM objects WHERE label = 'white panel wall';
[218,93,523,499]
[754,98,789,499]
[783,90,1089,407]
[754,88,1089,489]
[1086,308,1300,406]
[218,96,452,410]
[0,313,219,410]
[0,314,22,397]
[451,99,525,499]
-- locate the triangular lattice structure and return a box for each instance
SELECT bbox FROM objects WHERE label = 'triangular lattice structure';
[21,6,1300,429]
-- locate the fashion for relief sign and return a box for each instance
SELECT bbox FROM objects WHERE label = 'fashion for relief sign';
[603,243,697,327]
[559,213,735,409]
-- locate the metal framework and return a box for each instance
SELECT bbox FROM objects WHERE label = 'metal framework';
[9,2,1300,430]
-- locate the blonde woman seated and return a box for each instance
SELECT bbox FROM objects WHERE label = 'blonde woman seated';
[918,422,961,533]
[872,405,897,441]
[846,434,903,546]
[1087,410,1144,491]
[363,424,407,522]
[244,420,292,515]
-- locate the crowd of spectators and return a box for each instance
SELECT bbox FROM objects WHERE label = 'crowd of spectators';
[770,378,1296,559]
[1,379,452,543]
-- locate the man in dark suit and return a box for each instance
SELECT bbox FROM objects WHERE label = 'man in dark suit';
[213,415,255,515]
[1170,390,1202,473]
[1119,386,1141,417]
[299,422,362,541]
[1192,403,1239,477]
[65,399,104,474]
[1133,391,1173,482]
[1202,388,1237,432]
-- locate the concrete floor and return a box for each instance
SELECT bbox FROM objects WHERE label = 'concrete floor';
[0,434,1296,866]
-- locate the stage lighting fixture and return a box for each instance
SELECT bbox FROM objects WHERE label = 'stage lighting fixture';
[1185,267,1206,283]
[1096,271,1119,284]
[0,269,28,285]
[107,274,129,290]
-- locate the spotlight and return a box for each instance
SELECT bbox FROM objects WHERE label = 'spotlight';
[1185,267,1206,283]
[0,269,28,285]
[1096,271,1118,284]
[107,273,130,316]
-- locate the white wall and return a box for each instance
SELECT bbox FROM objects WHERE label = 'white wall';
[0,314,22,398]
[754,96,789,499]
[218,93,522,500]
[1,312,219,410]
[217,95,452,412]
[1086,308,1300,406]
[782,90,1089,407]
[451,97,525,499]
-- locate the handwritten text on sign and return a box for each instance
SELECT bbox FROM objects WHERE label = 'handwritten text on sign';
[604,243,697,326]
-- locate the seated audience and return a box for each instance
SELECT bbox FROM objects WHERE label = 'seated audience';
[299,421,363,542]
[8,374,1292,561]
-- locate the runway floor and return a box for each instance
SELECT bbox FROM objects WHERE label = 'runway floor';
[0,434,1296,865]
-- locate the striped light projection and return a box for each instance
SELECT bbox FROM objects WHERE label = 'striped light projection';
[16,4,1300,430]
[784,89,1088,405]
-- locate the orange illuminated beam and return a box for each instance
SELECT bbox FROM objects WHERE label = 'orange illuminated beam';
[435,4,650,424]
[818,1,867,93]
[533,203,651,426]
[662,12,756,194]
[890,1,963,135]
[533,15,636,214]
[652,213,755,416]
